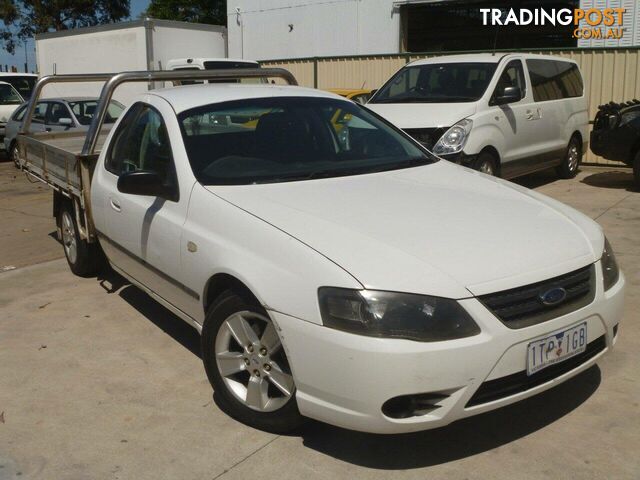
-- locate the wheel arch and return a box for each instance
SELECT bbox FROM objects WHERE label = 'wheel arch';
[203,272,262,315]
[478,145,501,174]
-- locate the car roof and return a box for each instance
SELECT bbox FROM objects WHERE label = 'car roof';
[168,57,259,64]
[149,83,346,113]
[0,72,37,77]
[38,97,98,103]
[408,52,578,67]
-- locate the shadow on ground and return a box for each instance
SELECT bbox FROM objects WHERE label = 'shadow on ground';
[581,170,637,192]
[96,267,202,359]
[514,168,560,189]
[300,366,600,469]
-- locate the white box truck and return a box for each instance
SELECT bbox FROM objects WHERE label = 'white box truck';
[35,18,230,104]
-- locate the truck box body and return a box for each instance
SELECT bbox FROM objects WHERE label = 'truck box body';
[35,19,227,105]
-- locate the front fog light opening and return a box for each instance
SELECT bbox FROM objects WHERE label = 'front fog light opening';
[382,391,451,419]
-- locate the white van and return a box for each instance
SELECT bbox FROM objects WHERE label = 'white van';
[367,53,589,179]
[0,81,25,150]
[165,58,267,84]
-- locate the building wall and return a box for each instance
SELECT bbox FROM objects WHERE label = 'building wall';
[578,0,640,47]
[226,0,401,60]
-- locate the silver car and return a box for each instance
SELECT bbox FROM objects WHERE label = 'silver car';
[4,97,124,166]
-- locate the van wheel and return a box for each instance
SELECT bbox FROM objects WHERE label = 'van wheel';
[473,152,498,176]
[201,290,305,434]
[58,202,99,277]
[557,137,581,179]
[633,150,640,189]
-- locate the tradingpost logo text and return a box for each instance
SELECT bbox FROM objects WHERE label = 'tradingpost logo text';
[480,8,626,40]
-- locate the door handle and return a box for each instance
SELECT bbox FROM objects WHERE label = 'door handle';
[110,198,121,212]
[526,110,534,120]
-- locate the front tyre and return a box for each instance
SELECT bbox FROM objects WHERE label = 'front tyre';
[58,202,99,277]
[473,151,498,176]
[557,136,581,179]
[202,290,305,434]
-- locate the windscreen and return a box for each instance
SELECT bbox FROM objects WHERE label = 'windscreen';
[178,97,435,185]
[68,100,125,125]
[2,76,35,99]
[0,83,22,105]
[370,62,498,104]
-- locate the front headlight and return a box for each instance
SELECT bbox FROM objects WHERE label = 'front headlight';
[433,119,472,155]
[318,288,480,342]
[602,238,619,291]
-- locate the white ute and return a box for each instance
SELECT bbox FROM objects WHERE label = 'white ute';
[16,69,624,434]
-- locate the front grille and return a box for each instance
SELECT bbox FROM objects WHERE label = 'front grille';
[466,335,606,407]
[479,265,595,329]
[403,127,447,150]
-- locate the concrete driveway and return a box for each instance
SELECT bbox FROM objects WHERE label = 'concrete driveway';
[0,158,638,479]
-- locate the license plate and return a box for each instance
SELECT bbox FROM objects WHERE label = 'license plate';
[526,323,587,376]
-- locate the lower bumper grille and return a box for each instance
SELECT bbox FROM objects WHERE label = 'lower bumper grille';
[466,335,606,408]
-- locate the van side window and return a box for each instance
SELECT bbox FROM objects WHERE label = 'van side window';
[527,60,583,102]
[493,60,526,100]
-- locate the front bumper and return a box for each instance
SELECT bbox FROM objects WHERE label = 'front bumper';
[272,262,625,434]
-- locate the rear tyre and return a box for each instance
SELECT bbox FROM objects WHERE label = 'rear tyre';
[633,150,640,189]
[58,202,99,277]
[473,151,498,176]
[202,290,305,434]
[556,136,581,179]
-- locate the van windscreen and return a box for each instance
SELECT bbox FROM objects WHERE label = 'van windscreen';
[370,63,498,104]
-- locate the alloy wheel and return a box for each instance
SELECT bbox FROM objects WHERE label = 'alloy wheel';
[61,210,78,265]
[568,144,579,172]
[479,160,495,175]
[214,311,294,412]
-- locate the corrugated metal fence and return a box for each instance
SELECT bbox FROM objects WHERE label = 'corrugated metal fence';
[263,47,640,165]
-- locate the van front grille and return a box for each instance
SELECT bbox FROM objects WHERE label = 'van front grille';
[478,265,595,329]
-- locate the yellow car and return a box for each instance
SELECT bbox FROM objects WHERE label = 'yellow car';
[327,89,373,105]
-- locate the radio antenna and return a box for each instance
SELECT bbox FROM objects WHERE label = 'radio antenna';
[492,24,499,55]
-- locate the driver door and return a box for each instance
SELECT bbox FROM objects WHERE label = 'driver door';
[97,101,194,316]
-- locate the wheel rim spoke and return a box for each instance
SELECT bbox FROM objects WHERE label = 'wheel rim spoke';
[216,351,246,377]
[225,313,259,347]
[267,365,294,396]
[245,376,269,410]
[260,322,281,353]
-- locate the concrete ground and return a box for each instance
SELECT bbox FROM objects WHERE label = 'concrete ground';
[0,156,638,480]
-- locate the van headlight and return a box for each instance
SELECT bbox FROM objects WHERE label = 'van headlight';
[602,238,619,291]
[318,288,480,342]
[433,119,473,155]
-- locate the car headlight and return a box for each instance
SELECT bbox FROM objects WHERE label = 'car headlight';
[318,287,480,342]
[433,119,472,155]
[602,238,619,291]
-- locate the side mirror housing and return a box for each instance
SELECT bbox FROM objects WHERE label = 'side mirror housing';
[493,86,522,106]
[117,171,177,201]
[58,117,73,126]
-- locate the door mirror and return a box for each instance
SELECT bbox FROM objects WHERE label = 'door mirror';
[117,171,176,200]
[58,117,73,126]
[493,86,522,106]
